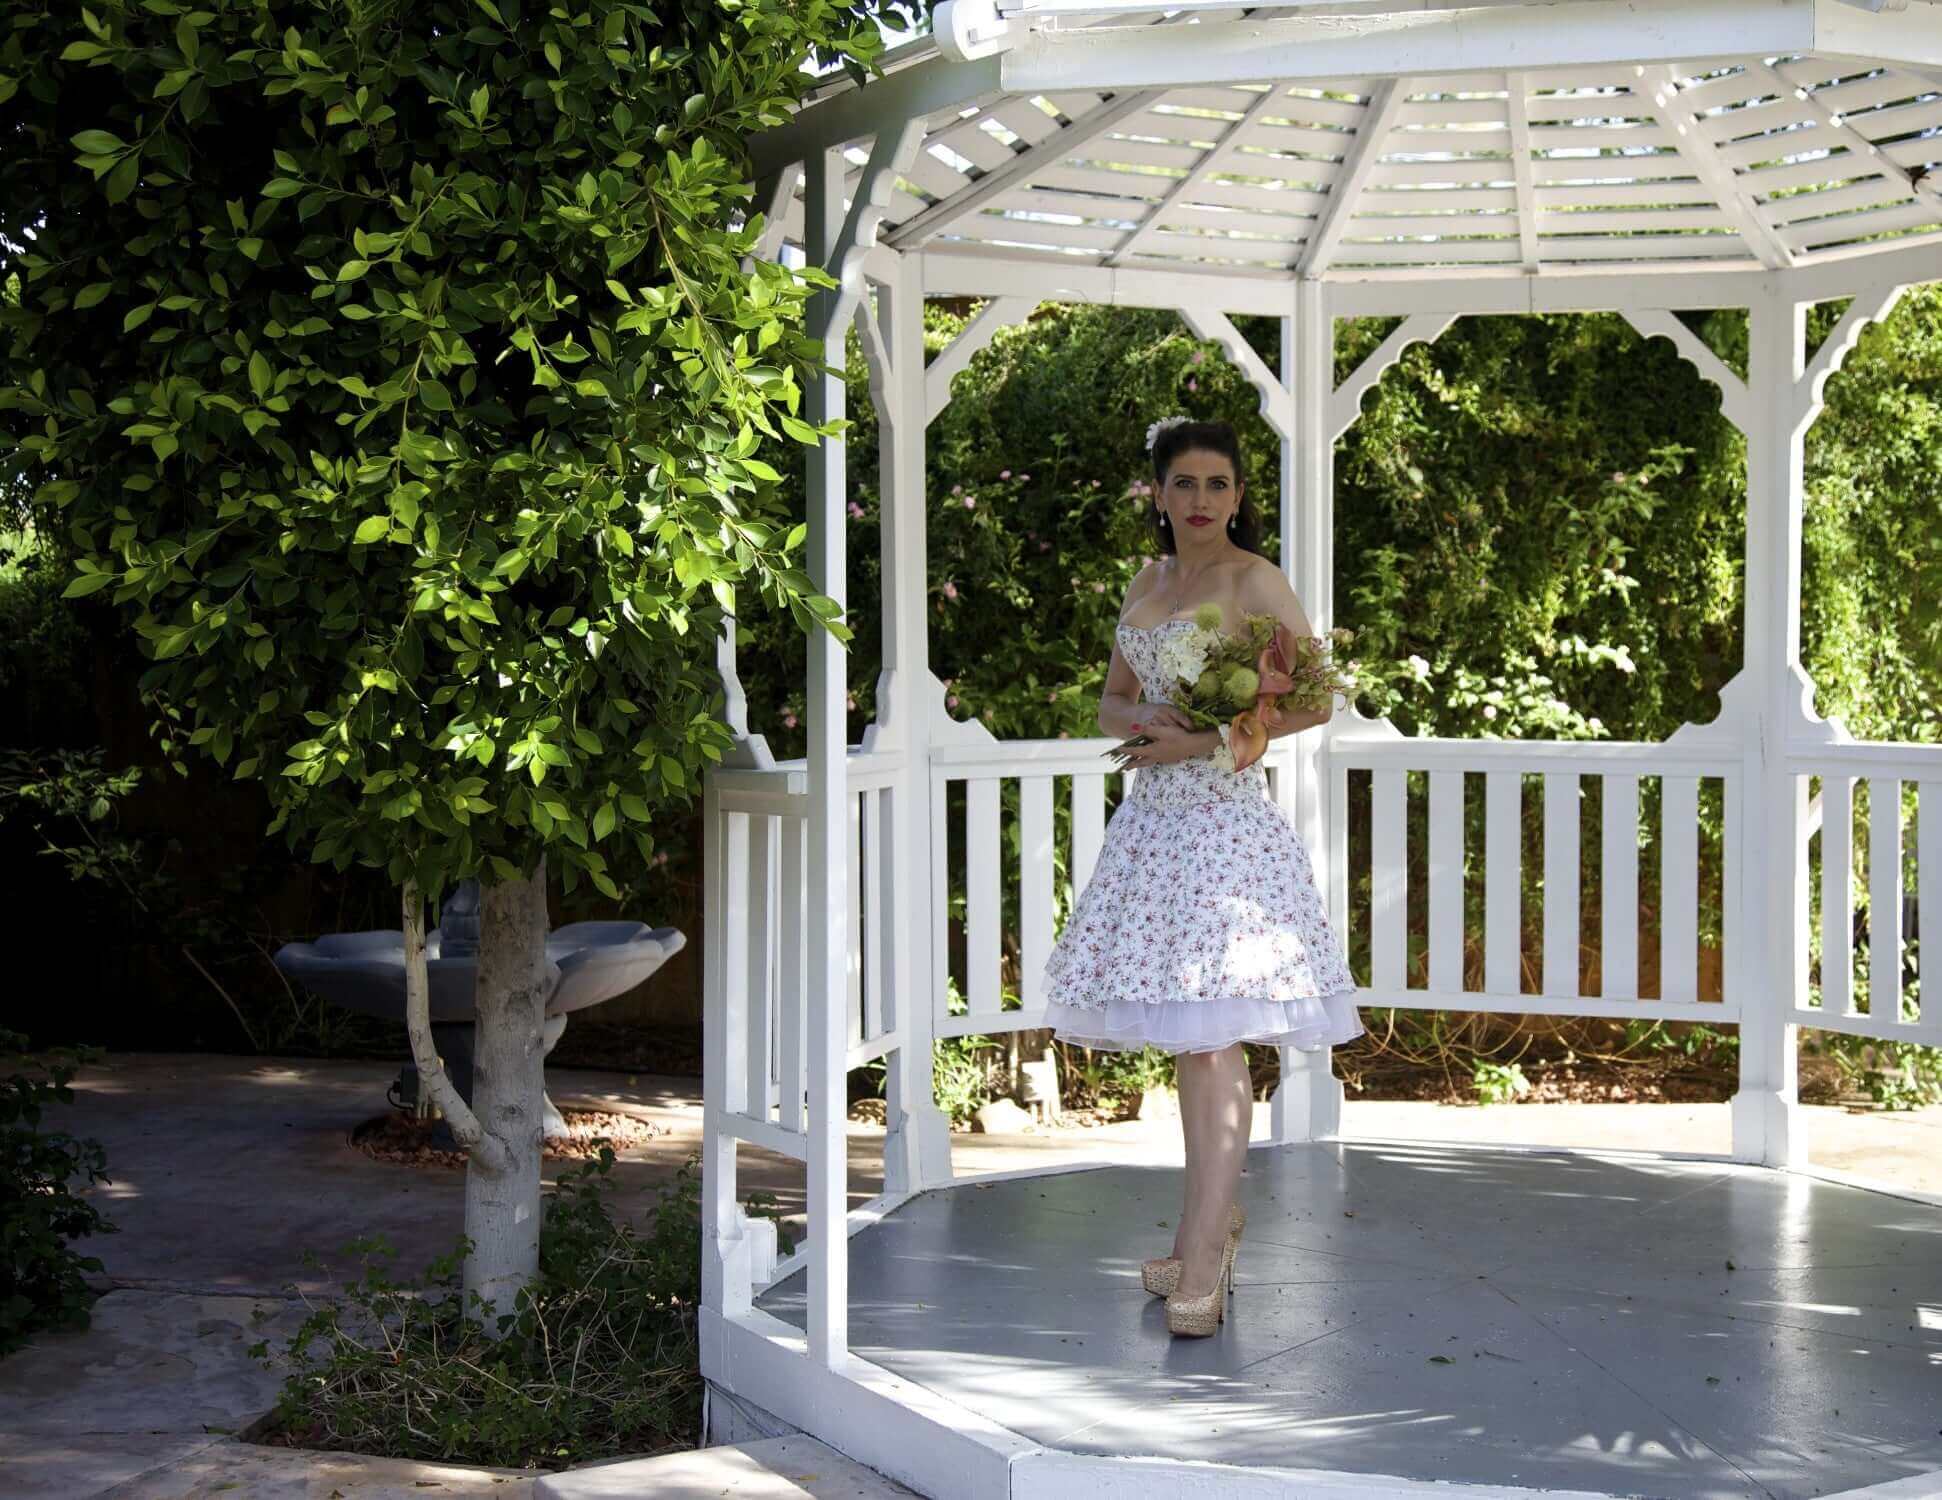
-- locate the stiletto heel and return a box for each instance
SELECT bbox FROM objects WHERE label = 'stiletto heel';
[1165,1247,1232,1337]
[1142,1201,1245,1297]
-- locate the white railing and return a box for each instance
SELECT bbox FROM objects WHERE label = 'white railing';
[706,749,909,1165]
[1792,741,1941,1047]
[1327,725,1745,1024]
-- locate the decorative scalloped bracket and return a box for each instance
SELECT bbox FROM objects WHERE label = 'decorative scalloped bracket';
[1620,309,1751,434]
[1178,305,1294,440]
[1794,282,1906,434]
[1327,313,1456,441]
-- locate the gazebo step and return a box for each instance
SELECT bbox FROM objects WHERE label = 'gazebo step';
[534,1434,924,1500]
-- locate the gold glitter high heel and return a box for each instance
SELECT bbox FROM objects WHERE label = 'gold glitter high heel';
[1141,1201,1245,1297]
[1165,1246,1232,1337]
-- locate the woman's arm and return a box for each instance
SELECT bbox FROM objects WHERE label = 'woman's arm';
[1099,567,1217,764]
[1245,562,1333,742]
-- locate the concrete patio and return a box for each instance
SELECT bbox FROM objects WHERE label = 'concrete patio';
[3,1051,1938,1497]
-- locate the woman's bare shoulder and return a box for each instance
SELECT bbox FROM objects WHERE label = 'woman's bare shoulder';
[1120,559,1166,614]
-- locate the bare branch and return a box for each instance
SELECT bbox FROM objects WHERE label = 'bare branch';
[402,876,507,1174]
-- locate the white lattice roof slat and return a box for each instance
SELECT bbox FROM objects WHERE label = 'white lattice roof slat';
[773,9,1942,282]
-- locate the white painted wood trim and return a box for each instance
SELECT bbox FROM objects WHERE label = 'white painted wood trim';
[752,53,1000,177]
[926,294,1037,425]
[1298,80,1405,277]
[1638,66,1795,271]
[1328,312,1456,439]
[885,90,1162,249]
[998,0,1821,93]
[1108,85,1288,266]
[1179,305,1294,439]
[1795,281,1907,429]
[1505,71,1539,273]
[1620,309,1752,433]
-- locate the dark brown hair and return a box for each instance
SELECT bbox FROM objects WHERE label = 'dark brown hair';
[1146,418,1264,556]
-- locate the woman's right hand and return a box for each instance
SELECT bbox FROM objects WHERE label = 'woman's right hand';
[1131,703,1196,734]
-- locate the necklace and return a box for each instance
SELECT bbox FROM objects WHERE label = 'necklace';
[1165,555,1220,619]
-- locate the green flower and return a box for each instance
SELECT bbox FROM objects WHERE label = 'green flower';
[1192,602,1224,631]
[1223,665,1260,702]
[1194,667,1223,701]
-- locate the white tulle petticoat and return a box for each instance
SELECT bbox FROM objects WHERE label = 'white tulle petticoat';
[1038,620,1365,1058]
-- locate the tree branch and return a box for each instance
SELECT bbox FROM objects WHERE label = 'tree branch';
[402,875,508,1174]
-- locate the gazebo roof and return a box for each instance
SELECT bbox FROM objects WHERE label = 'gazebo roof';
[763,1,1942,281]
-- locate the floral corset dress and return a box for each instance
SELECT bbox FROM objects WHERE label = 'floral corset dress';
[1038,619,1364,1056]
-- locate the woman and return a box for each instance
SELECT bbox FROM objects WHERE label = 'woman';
[1038,415,1364,1338]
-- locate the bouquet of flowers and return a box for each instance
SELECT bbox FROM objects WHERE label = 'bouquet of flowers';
[1108,604,1357,773]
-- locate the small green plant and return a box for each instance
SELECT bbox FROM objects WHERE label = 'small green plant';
[0,1031,115,1357]
[253,1147,716,1468]
[1472,1059,1532,1105]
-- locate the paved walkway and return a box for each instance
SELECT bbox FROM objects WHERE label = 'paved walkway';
[3,1053,1936,1497]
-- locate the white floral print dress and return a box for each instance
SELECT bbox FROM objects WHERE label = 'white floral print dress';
[1039,619,1365,1056]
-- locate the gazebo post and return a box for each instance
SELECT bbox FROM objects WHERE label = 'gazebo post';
[870,248,957,1195]
[1732,285,1810,1168]
[1270,275,1346,1144]
[803,142,853,1366]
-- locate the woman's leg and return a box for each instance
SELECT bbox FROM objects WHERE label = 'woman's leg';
[1171,1050,1200,1260]
[1172,1043,1250,1297]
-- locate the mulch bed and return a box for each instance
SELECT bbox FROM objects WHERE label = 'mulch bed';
[351,1107,666,1170]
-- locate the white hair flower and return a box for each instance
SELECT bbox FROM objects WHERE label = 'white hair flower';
[1144,414,1190,453]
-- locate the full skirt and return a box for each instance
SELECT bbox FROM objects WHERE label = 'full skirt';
[1039,762,1363,1056]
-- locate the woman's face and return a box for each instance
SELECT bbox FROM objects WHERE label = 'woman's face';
[1157,447,1242,539]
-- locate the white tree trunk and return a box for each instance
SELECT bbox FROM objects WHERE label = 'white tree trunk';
[463,853,557,1324]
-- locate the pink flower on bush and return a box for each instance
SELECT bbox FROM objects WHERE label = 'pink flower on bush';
[1191,348,1205,365]
[1039,541,1051,552]
[847,500,865,519]
[783,712,798,729]
[963,495,976,509]
[1091,581,1105,593]
[951,483,962,495]
[1019,473,1031,482]
[999,469,1011,479]
[1090,479,1100,489]
[942,580,959,600]
[1187,378,1198,392]
[947,694,959,709]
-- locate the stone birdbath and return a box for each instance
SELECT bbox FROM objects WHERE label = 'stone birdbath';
[274,880,684,1141]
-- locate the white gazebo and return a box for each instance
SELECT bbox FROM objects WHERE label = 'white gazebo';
[695,5,1942,1496]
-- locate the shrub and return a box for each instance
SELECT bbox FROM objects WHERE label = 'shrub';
[253,1148,709,1468]
[0,1031,115,1356]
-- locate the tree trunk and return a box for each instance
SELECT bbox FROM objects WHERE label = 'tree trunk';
[463,853,557,1325]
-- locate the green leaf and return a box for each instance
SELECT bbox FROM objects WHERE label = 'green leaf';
[336,260,370,282]
[61,571,116,599]
[70,129,125,155]
[353,515,389,544]
[248,352,272,400]
[73,282,112,310]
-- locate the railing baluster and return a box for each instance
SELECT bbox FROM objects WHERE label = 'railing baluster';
[1921,781,1939,1029]
[1428,769,1463,993]
[1602,774,1639,1001]
[746,815,775,1120]
[1869,777,1903,1020]
[1661,776,1699,1003]
[780,815,807,1134]
[931,772,949,1025]
[1543,773,1579,999]
[967,777,1001,1014]
[1370,767,1406,991]
[1822,774,1854,1018]
[722,811,751,1117]
[1484,770,1520,995]
[1019,777,1054,1009]
[863,789,885,1041]
[1070,771,1105,902]
[847,787,864,1044]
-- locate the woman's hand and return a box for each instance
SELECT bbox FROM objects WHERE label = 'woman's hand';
[1110,707,1211,769]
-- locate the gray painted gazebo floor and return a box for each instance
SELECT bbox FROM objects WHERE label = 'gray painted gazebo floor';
[753,1140,1942,1499]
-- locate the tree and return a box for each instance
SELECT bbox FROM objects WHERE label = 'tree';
[0,0,887,1320]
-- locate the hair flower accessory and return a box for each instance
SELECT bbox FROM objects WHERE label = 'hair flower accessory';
[1144,414,1189,453]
